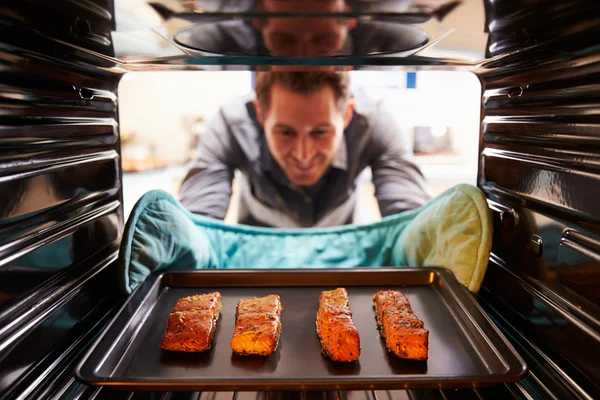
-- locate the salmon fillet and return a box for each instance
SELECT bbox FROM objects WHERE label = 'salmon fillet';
[316,288,361,362]
[234,294,283,320]
[173,292,222,319]
[373,290,428,360]
[160,292,222,352]
[230,294,282,356]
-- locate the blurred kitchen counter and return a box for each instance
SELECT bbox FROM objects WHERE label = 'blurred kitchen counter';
[122,165,187,220]
[122,153,477,223]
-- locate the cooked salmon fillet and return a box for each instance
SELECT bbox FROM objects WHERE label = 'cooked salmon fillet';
[373,290,429,360]
[173,292,222,319]
[230,294,282,356]
[235,295,283,320]
[160,292,222,352]
[160,310,216,352]
[316,288,360,362]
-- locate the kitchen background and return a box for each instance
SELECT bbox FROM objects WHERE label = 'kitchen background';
[118,69,482,223]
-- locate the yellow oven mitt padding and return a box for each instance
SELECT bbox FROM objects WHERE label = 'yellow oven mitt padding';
[119,184,492,295]
[391,184,492,292]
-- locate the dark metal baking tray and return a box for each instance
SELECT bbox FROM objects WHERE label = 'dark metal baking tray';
[76,268,527,391]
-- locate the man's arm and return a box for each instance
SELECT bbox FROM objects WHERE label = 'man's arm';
[368,100,431,216]
[178,109,242,219]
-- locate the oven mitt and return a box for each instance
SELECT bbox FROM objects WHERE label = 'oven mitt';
[119,183,492,295]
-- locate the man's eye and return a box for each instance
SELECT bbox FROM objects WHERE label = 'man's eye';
[313,34,338,46]
[271,35,296,46]
[277,130,295,137]
[312,129,330,137]
[275,37,294,45]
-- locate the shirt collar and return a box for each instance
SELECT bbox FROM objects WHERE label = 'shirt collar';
[261,136,274,172]
[331,138,348,171]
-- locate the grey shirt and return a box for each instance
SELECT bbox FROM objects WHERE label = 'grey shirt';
[179,90,431,228]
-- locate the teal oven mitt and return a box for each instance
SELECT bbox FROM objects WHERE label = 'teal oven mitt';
[119,184,492,295]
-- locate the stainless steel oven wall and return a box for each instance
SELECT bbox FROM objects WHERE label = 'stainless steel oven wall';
[1,0,599,399]
[0,1,125,398]
[476,0,600,398]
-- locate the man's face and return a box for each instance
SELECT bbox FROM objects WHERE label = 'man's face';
[258,0,354,57]
[256,83,354,186]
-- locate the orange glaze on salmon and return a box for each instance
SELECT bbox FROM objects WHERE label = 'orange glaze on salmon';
[373,290,429,360]
[160,292,222,352]
[230,294,282,356]
[316,288,360,362]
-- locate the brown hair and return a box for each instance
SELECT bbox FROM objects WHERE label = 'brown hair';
[254,71,351,112]
[252,0,350,30]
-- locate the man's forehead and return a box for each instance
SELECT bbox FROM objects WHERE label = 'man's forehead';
[265,83,340,115]
[262,0,346,13]
[270,81,337,101]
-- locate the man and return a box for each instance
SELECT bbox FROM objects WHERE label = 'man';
[179,71,430,228]
[176,0,428,58]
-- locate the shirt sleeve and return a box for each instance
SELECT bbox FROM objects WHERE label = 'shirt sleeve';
[178,109,242,219]
[368,99,431,216]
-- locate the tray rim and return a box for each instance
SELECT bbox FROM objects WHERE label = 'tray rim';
[75,267,528,390]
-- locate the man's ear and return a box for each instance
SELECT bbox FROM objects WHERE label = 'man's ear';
[254,100,265,125]
[343,99,355,129]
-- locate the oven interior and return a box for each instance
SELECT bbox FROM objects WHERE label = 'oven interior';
[0,0,599,399]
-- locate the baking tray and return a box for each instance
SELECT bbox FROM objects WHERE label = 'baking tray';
[76,268,527,391]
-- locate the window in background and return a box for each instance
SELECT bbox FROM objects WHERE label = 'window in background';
[349,70,481,200]
[118,71,253,218]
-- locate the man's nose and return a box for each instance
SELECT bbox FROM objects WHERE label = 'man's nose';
[291,41,314,57]
[294,137,316,162]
